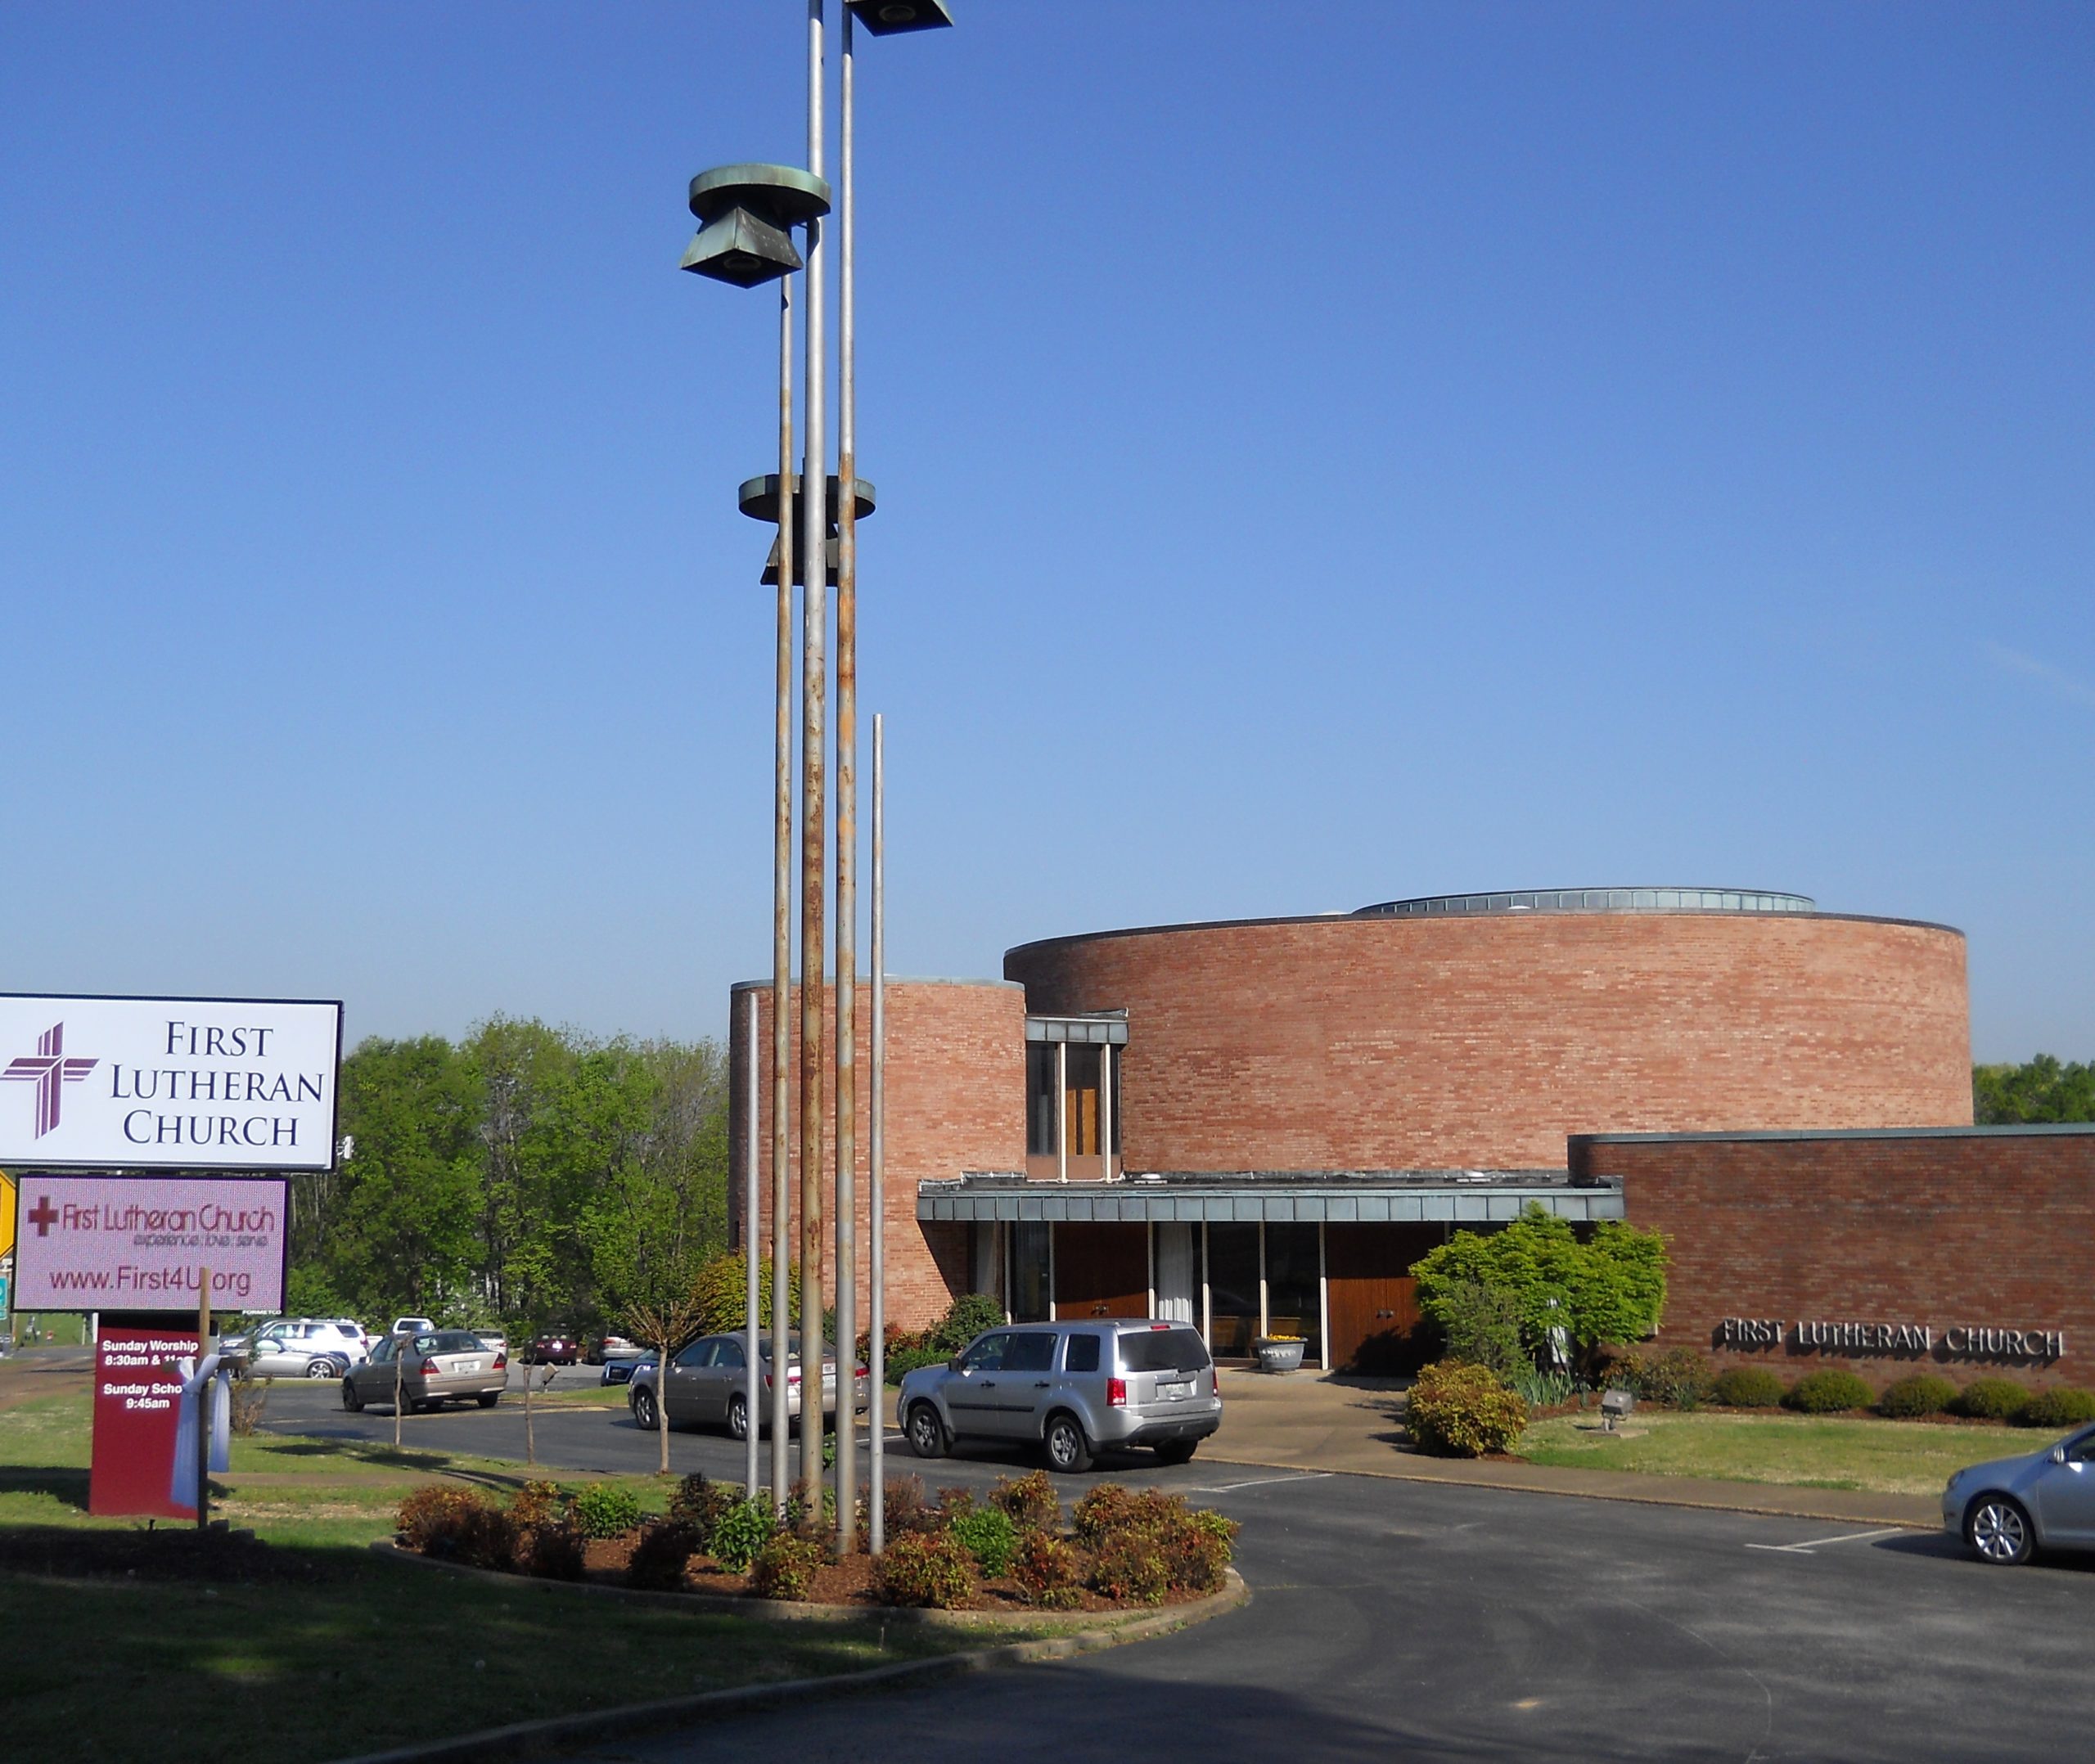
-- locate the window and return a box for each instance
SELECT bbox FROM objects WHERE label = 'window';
[1027,1044,1058,1155]
[1064,1333,1102,1374]
[1009,1222,1051,1323]
[674,1339,714,1369]
[1005,1333,1057,1373]
[1118,1327,1210,1375]
[715,1339,746,1369]
[1025,1039,1123,1157]
[960,1333,1011,1372]
[370,1339,395,1366]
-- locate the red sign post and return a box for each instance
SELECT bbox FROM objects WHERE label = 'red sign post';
[90,1325,198,1519]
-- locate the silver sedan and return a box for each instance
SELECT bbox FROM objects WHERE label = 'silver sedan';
[1944,1421,2095,1564]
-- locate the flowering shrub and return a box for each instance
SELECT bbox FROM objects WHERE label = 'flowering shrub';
[1088,1528,1170,1605]
[750,1535,825,1601]
[1011,1530,1082,1608]
[1404,1361,1529,1457]
[873,1532,976,1609]
[989,1471,1061,1536]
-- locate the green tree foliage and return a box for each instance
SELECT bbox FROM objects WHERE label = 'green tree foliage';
[288,1019,728,1325]
[694,1251,800,1337]
[1410,1204,1668,1372]
[1973,1055,2095,1124]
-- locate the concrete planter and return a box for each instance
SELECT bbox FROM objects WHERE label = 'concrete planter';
[1254,1337,1306,1374]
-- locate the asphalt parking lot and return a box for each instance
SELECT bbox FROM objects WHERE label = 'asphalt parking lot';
[257,1381,2095,1762]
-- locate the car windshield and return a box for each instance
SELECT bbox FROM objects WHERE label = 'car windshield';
[1117,1327,1211,1375]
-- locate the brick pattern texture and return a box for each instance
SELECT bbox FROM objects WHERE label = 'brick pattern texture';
[1574,1130,2095,1390]
[1007,913,1971,1172]
[728,979,1025,1333]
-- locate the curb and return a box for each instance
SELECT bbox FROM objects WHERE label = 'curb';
[331,1559,1247,1764]
[1201,1453,1936,1529]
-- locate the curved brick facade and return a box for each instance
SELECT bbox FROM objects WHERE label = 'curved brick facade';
[1005,911,1971,1172]
[729,978,1025,1330]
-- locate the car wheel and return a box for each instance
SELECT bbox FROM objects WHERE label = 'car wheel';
[1155,1439,1197,1466]
[728,1393,750,1441]
[906,1402,948,1460]
[476,1392,498,1409]
[1967,1495,2034,1565]
[341,1378,363,1413]
[1043,1412,1093,1475]
[633,1388,660,1433]
[305,1358,338,1380]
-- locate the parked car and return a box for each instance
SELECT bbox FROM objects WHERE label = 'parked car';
[899,1318,1221,1474]
[466,1328,509,1360]
[390,1316,437,1338]
[1944,1423,2095,1565]
[525,1330,582,1366]
[601,1352,657,1388]
[627,1331,868,1439]
[342,1330,507,1414]
[586,1332,646,1366]
[225,1318,367,1379]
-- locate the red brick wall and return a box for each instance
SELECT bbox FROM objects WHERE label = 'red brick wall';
[728,979,1025,1333]
[1007,913,1971,1172]
[1573,1129,2095,1390]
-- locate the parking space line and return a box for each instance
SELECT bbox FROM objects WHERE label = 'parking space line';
[1184,1472,1335,1493]
[1744,1527,1905,1555]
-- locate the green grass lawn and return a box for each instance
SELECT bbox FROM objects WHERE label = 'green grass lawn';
[1516,1408,2034,1496]
[0,1389,1011,1763]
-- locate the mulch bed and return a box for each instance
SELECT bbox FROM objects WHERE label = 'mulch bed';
[565,1531,1202,1613]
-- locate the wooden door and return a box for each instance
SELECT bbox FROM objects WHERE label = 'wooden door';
[1053,1223,1149,1321]
[1324,1224,1443,1373]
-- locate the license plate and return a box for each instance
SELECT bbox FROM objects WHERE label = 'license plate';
[460,1361,482,1374]
[1159,1379,1192,1401]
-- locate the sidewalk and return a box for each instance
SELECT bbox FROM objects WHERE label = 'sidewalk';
[1204,1368,1941,1528]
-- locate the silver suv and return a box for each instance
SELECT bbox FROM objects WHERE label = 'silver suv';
[898,1319,1221,1474]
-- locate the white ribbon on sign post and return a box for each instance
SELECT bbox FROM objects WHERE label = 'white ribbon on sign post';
[168,1352,232,1511]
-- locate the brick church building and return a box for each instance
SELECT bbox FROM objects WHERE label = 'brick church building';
[730,888,2092,1390]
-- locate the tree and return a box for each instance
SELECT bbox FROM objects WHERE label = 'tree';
[1975,1056,2095,1124]
[621,1286,708,1478]
[1410,1204,1668,1375]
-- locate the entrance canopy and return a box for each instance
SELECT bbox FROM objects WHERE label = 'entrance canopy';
[918,1170,1624,1226]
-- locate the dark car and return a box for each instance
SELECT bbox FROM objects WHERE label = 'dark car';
[525,1330,581,1365]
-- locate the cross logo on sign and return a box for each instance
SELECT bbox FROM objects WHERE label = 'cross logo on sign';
[2,1023,98,1138]
[27,1195,60,1238]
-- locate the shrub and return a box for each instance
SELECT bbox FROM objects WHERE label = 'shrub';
[787,1478,837,1542]
[572,1483,642,1540]
[930,1293,1007,1354]
[931,1485,977,1528]
[1711,1366,1787,1408]
[228,1375,271,1437]
[694,1252,800,1339]
[395,1487,516,1570]
[989,1471,1061,1537]
[1088,1528,1171,1605]
[1010,1530,1082,1608]
[948,1505,1019,1577]
[1070,1483,1142,1548]
[668,1473,737,1550]
[709,1497,777,1571]
[1876,1374,1958,1420]
[511,1479,575,1531]
[1616,1347,1717,1411]
[873,1531,976,1609]
[1433,1280,1526,1381]
[624,1519,701,1591]
[1404,1361,1529,1457]
[1507,1364,1579,1407]
[1953,1378,2032,1422]
[1160,1508,1237,1593]
[858,1474,931,1549]
[2017,1387,2095,1429]
[884,1344,947,1384]
[750,1534,825,1601]
[520,1519,585,1580]
[1782,1370,1874,1415]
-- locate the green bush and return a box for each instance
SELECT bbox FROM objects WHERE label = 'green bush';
[787,1478,837,1542]
[668,1473,737,1550]
[1011,1530,1082,1608]
[2016,1387,2095,1429]
[1070,1483,1142,1548]
[1616,1346,1717,1411]
[1951,1377,2032,1422]
[873,1532,977,1609]
[1160,1508,1237,1593]
[989,1471,1061,1536]
[750,1534,825,1600]
[624,1519,701,1591]
[1434,1280,1526,1381]
[709,1497,777,1571]
[694,1252,800,1339]
[1404,1361,1529,1457]
[884,1344,947,1384]
[1782,1370,1874,1415]
[930,1293,1007,1354]
[510,1479,575,1532]
[1876,1374,1958,1419]
[1711,1367,1787,1409]
[948,1505,1019,1577]
[571,1483,642,1540]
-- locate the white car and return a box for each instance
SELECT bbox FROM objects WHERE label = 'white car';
[232,1318,370,1379]
[390,1316,437,1337]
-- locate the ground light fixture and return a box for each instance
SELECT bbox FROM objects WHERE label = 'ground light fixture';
[680,163,831,287]
[845,0,955,33]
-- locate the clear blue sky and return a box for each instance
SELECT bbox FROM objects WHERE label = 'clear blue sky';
[2,3,2089,1062]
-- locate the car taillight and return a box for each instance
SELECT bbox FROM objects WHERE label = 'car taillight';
[855,1366,868,1377]
[764,1372,773,1389]
[1107,1376,1128,1408]
[493,1354,507,1371]
[420,1358,440,1376]
[1210,1367,1219,1397]
[787,1369,802,1384]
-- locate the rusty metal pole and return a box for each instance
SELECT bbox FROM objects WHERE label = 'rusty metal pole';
[869,711,886,1553]
[771,274,795,1516]
[832,0,858,1557]
[797,0,828,1505]
[743,994,760,1499]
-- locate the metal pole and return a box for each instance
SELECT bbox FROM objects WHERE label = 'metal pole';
[195,1266,211,1531]
[744,994,760,1498]
[771,271,795,1515]
[869,711,885,1553]
[798,0,827,1505]
[832,0,858,1557]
